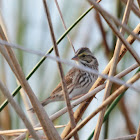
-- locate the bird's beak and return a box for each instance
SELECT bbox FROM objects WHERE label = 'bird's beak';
[71,55,79,61]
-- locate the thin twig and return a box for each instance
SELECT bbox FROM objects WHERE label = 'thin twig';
[95,12,111,59]
[54,0,75,53]
[0,39,138,92]
[119,97,136,134]
[93,0,134,139]
[64,72,140,140]
[42,0,79,139]
[0,80,40,140]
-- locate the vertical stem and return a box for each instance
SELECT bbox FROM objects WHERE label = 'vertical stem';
[0,10,60,140]
[136,123,140,140]
[0,80,40,140]
[119,98,136,134]
[42,0,79,139]
[93,0,134,139]
[54,0,76,53]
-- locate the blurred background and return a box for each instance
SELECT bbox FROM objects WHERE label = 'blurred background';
[0,0,140,139]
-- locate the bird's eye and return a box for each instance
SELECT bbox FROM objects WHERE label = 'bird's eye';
[82,54,86,57]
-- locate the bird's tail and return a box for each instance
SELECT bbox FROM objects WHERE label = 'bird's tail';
[41,97,54,107]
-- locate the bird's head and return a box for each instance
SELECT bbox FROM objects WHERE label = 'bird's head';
[72,47,98,69]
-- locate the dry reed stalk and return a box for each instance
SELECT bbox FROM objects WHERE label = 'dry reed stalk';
[0,12,60,140]
[119,97,136,134]
[54,0,75,53]
[105,134,136,140]
[95,12,111,59]
[0,40,137,92]
[17,80,37,126]
[61,23,140,139]
[0,58,11,130]
[42,0,78,139]
[110,83,136,134]
[0,125,66,135]
[0,39,138,92]
[136,123,140,140]
[0,80,40,140]
[111,80,136,134]
[2,133,26,137]
[93,0,133,139]
[64,72,140,140]
[121,0,140,18]
[91,3,140,41]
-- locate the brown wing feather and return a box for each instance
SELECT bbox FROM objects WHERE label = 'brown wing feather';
[51,67,79,96]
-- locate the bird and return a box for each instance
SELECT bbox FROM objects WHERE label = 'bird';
[29,47,98,112]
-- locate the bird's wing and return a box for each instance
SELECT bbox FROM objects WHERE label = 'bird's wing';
[51,67,79,96]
